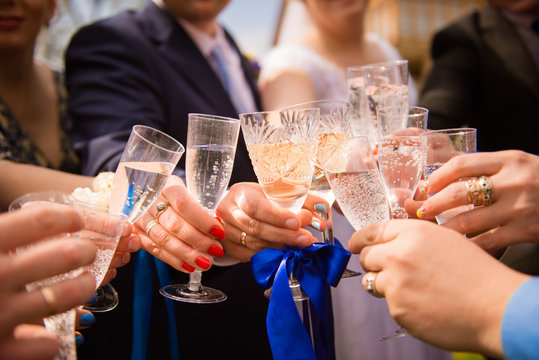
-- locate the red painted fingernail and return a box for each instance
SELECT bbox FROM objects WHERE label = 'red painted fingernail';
[182,263,195,272]
[209,226,226,240]
[214,216,223,224]
[208,245,224,258]
[195,257,211,270]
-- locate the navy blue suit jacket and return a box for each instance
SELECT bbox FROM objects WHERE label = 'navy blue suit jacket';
[65,2,271,359]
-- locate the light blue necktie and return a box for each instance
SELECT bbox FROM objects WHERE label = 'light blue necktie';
[210,45,232,93]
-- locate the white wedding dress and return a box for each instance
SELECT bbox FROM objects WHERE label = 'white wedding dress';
[259,35,450,360]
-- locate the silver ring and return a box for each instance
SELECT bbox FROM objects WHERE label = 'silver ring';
[155,202,170,221]
[145,219,159,235]
[240,232,248,247]
[365,272,383,298]
[40,286,57,317]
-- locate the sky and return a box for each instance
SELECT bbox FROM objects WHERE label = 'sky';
[219,0,283,59]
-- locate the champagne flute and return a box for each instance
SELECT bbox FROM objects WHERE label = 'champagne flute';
[240,108,319,301]
[377,106,429,219]
[419,128,477,224]
[320,136,390,232]
[90,125,184,312]
[348,60,409,147]
[282,99,360,278]
[9,191,126,360]
[160,113,240,303]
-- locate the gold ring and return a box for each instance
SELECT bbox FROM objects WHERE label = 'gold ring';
[40,286,57,317]
[145,219,159,235]
[365,272,383,298]
[155,202,170,221]
[466,176,493,206]
[240,232,248,247]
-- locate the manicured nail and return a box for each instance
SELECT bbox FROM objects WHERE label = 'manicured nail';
[417,207,426,219]
[209,226,226,240]
[87,293,98,304]
[314,203,327,214]
[75,333,84,347]
[196,257,211,270]
[420,181,429,194]
[311,221,321,231]
[182,263,195,272]
[80,313,96,327]
[285,218,299,229]
[208,245,224,258]
[214,216,223,224]
[312,174,317,182]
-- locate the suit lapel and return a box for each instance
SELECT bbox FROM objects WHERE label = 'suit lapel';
[138,2,237,116]
[480,5,539,101]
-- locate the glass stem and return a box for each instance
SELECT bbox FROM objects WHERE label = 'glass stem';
[187,270,203,292]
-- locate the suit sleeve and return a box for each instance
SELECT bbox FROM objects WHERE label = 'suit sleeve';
[418,18,481,130]
[65,20,166,175]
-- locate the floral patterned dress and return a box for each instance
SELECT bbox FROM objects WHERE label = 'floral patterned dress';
[0,71,80,173]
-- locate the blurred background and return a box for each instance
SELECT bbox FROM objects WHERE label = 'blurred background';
[39,0,486,90]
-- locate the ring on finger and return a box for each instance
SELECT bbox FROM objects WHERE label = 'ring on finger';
[240,231,248,248]
[155,202,170,221]
[145,219,160,236]
[466,176,493,206]
[365,272,383,298]
[40,286,57,317]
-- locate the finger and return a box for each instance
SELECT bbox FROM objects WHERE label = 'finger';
[75,308,96,330]
[0,325,58,360]
[441,202,509,237]
[220,182,305,230]
[358,242,394,272]
[99,269,117,287]
[425,152,503,194]
[0,207,83,253]
[8,239,97,290]
[115,234,141,253]
[108,251,131,271]
[160,176,225,240]
[416,180,472,220]
[361,270,386,298]
[227,226,280,252]
[154,204,223,254]
[5,272,96,330]
[347,220,401,254]
[135,224,211,273]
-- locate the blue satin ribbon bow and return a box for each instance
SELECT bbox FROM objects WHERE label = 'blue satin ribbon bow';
[251,241,351,360]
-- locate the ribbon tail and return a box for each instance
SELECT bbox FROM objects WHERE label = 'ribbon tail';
[309,283,336,360]
[267,257,316,360]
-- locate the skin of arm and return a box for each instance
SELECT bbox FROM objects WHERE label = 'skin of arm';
[259,70,317,110]
[0,160,93,211]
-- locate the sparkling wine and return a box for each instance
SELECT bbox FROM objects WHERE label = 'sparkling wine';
[110,161,174,222]
[186,144,236,211]
[248,142,314,213]
[327,169,390,230]
[86,242,116,288]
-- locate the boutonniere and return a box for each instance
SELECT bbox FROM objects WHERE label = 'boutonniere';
[243,52,261,82]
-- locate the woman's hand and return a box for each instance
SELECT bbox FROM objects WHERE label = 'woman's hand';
[215,182,321,261]
[414,150,539,254]
[348,219,529,358]
[0,206,97,359]
[134,175,225,273]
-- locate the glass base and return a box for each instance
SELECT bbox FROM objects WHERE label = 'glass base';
[379,327,408,341]
[83,283,119,312]
[264,279,310,302]
[341,268,362,278]
[159,284,227,304]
